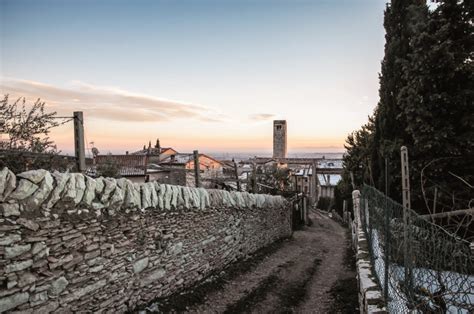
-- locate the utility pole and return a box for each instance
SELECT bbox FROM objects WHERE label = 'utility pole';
[193,150,201,188]
[233,159,241,191]
[73,111,86,173]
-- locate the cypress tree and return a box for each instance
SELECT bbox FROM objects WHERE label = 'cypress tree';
[372,0,426,201]
[398,0,473,211]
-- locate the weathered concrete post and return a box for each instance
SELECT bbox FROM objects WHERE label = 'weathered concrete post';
[343,199,347,223]
[352,190,361,226]
[400,146,413,303]
[193,150,201,188]
[352,190,361,249]
[303,195,308,225]
[312,160,318,206]
[73,111,86,173]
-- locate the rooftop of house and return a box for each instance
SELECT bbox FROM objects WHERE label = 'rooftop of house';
[295,167,313,177]
[90,154,148,177]
[131,147,176,156]
[160,153,194,164]
[160,153,224,166]
[317,174,341,187]
[317,159,343,169]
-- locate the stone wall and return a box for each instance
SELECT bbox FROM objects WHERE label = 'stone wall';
[0,168,291,313]
[352,190,387,313]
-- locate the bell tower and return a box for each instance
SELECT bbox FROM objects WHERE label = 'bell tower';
[273,120,287,159]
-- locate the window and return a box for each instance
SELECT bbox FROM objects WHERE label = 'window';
[276,125,282,130]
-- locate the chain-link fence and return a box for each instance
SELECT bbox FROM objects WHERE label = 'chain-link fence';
[360,184,473,313]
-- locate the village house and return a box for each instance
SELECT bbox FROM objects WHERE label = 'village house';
[131,139,178,162]
[316,173,342,199]
[159,153,225,188]
[91,154,151,183]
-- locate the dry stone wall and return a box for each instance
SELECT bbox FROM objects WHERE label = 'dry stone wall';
[0,168,291,313]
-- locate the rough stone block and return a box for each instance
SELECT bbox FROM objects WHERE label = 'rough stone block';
[140,268,166,287]
[89,265,103,273]
[31,300,59,313]
[45,172,69,208]
[26,172,54,208]
[5,244,31,259]
[84,250,100,260]
[16,218,40,231]
[31,242,47,255]
[8,179,39,201]
[82,176,97,206]
[60,279,106,304]
[0,292,29,312]
[133,257,149,274]
[17,170,48,184]
[17,272,37,288]
[73,174,86,205]
[5,259,33,273]
[48,276,68,296]
[1,203,20,217]
[29,291,48,306]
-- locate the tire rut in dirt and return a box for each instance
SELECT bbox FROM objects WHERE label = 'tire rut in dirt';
[326,231,358,314]
[275,258,322,312]
[223,274,280,314]
[225,257,322,314]
[137,238,287,313]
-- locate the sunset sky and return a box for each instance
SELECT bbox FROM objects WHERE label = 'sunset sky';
[0,0,386,155]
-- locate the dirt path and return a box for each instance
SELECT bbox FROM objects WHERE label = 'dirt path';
[143,210,358,313]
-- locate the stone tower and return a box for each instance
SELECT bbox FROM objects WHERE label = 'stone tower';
[273,120,287,159]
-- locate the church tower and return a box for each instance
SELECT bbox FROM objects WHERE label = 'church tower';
[273,120,287,159]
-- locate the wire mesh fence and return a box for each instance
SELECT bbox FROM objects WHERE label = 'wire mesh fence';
[360,184,473,313]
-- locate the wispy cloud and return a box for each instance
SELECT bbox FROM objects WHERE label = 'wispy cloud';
[248,113,276,121]
[0,78,224,123]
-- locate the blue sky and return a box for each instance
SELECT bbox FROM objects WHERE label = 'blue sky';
[0,0,386,154]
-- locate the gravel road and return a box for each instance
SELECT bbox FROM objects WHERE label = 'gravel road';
[142,209,358,313]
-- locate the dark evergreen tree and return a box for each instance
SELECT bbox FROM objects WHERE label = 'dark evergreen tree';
[334,117,375,213]
[372,0,426,202]
[398,0,473,211]
[339,0,472,214]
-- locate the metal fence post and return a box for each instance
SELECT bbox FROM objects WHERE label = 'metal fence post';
[401,146,413,304]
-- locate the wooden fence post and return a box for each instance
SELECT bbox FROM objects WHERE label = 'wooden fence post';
[73,112,86,173]
[193,150,201,188]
